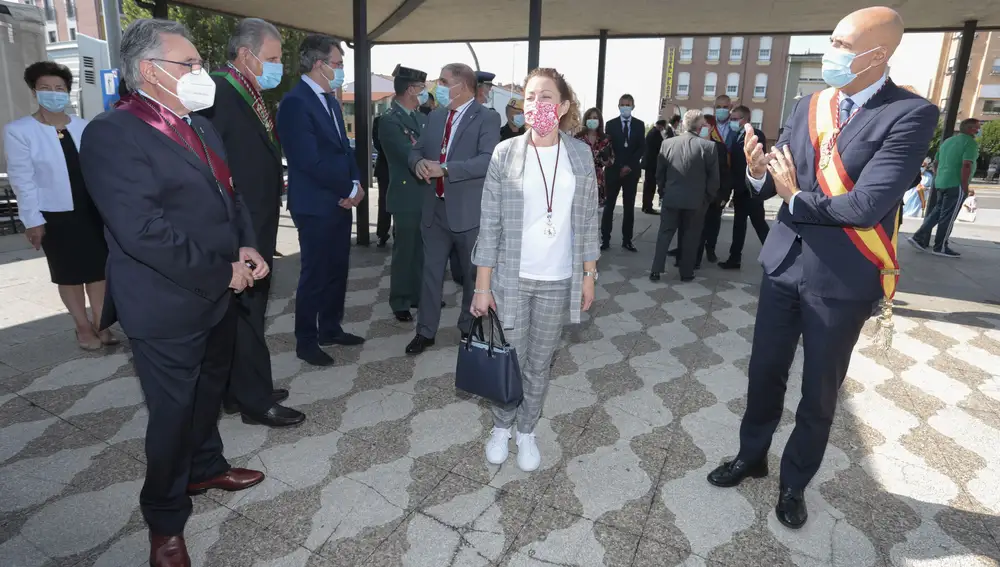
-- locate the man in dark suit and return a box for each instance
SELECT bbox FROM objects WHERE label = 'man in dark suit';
[601,93,645,252]
[641,119,668,215]
[706,7,938,530]
[719,105,769,270]
[373,114,392,247]
[80,19,267,566]
[200,18,304,428]
[277,34,366,367]
[405,62,500,355]
[651,110,720,282]
[699,95,739,263]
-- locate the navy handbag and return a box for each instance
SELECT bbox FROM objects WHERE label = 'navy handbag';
[455,308,523,405]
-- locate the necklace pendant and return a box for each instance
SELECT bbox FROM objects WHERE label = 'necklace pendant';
[543,214,556,237]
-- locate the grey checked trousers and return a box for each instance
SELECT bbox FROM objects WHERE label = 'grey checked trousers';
[491,277,571,434]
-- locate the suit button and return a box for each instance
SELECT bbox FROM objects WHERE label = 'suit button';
[195,288,204,295]
[402,180,406,184]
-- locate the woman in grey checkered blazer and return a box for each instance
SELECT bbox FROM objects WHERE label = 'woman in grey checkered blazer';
[470,68,601,472]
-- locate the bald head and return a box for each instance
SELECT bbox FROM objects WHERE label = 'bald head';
[828,6,903,93]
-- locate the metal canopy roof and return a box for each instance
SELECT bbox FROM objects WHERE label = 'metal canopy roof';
[174,0,1000,43]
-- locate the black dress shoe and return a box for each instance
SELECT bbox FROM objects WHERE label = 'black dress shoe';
[718,259,742,270]
[319,332,366,347]
[600,242,610,251]
[649,272,661,282]
[705,249,718,263]
[775,487,808,529]
[297,348,334,367]
[406,334,435,355]
[667,248,678,257]
[622,242,638,252]
[223,389,290,415]
[394,310,413,322]
[706,458,768,487]
[680,275,695,282]
[642,207,659,215]
[241,404,306,427]
[376,236,389,248]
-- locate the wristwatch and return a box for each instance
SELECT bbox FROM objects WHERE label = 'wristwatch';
[441,163,449,177]
[584,270,599,281]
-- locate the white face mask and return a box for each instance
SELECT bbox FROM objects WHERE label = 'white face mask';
[155,63,216,113]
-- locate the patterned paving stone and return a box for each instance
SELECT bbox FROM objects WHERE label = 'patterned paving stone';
[1,236,1000,567]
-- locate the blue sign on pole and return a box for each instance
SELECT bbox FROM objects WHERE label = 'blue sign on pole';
[100,69,120,111]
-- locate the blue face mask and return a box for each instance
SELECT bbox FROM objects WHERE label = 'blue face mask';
[250,52,283,90]
[36,91,70,112]
[417,89,429,105]
[729,120,742,131]
[435,84,453,108]
[715,108,730,122]
[822,45,880,89]
[585,118,599,130]
[511,114,526,128]
[619,106,633,118]
[324,64,345,90]
[699,125,711,138]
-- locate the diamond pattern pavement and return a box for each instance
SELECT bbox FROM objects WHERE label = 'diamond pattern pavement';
[1,208,999,567]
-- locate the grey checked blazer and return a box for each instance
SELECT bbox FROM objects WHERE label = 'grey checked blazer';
[472,132,601,329]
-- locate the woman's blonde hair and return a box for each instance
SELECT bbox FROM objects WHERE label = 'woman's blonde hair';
[523,67,580,132]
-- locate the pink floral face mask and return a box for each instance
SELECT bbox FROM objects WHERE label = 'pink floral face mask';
[524,100,560,137]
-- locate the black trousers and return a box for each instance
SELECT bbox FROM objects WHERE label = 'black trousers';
[727,193,770,262]
[737,243,872,490]
[699,202,724,258]
[601,166,640,244]
[376,170,391,241]
[642,167,657,210]
[130,300,236,536]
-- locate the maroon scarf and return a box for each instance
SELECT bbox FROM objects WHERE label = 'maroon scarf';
[116,94,234,196]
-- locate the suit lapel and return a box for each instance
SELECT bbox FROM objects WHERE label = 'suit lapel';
[143,119,228,208]
[449,102,481,151]
[298,80,345,150]
[837,80,897,153]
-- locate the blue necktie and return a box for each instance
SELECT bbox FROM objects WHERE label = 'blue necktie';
[839,98,855,127]
[322,92,343,140]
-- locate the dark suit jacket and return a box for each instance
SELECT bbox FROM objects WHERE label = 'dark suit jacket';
[656,132,720,210]
[199,76,283,261]
[276,79,360,218]
[80,108,255,339]
[606,116,645,171]
[711,139,731,203]
[751,80,939,302]
[723,126,766,203]
[642,127,663,171]
[372,115,389,178]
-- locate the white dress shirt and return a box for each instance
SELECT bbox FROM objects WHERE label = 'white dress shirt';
[3,115,89,229]
[443,97,475,160]
[747,72,889,212]
[301,74,359,197]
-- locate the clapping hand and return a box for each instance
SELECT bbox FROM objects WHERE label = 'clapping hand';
[744,123,770,179]
[766,146,799,202]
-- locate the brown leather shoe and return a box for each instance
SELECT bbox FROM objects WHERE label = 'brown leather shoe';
[149,534,190,567]
[187,468,264,495]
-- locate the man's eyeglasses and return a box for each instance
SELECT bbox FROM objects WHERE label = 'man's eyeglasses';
[150,58,205,74]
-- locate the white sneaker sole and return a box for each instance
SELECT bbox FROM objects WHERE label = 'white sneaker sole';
[517,458,540,472]
[930,250,960,258]
[906,237,928,252]
[486,450,509,465]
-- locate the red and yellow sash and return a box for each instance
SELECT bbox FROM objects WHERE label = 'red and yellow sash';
[808,88,900,347]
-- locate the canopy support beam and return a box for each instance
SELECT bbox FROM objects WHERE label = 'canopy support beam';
[596,29,608,110]
[942,20,977,140]
[369,0,427,42]
[353,0,372,245]
[527,0,541,71]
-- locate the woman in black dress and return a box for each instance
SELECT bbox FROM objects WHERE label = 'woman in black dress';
[3,62,116,350]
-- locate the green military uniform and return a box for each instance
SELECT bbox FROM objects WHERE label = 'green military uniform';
[380,66,429,314]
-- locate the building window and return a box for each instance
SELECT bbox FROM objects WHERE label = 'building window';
[701,107,713,117]
[754,73,768,98]
[69,27,76,40]
[947,58,957,74]
[677,72,690,96]
[939,98,948,109]
[729,37,744,62]
[992,57,1000,74]
[704,72,717,97]
[346,123,353,133]
[758,36,773,62]
[984,100,1000,114]
[726,73,740,96]
[43,0,56,21]
[750,109,764,129]
[47,30,57,43]
[64,0,75,18]
[680,38,694,62]
[707,37,721,62]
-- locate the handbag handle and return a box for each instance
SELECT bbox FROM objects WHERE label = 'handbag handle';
[486,307,510,347]
[464,316,487,350]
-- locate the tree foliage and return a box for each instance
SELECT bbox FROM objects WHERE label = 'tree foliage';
[979,119,1000,159]
[927,120,943,159]
[121,0,309,115]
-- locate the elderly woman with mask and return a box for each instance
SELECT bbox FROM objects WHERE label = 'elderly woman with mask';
[471,68,600,472]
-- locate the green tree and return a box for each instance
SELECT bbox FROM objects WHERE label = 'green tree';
[979,119,1000,159]
[927,120,943,159]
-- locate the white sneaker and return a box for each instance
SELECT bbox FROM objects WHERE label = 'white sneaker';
[485,427,512,464]
[515,431,541,472]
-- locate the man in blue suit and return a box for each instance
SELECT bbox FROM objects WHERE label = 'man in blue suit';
[277,34,366,367]
[706,7,938,529]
